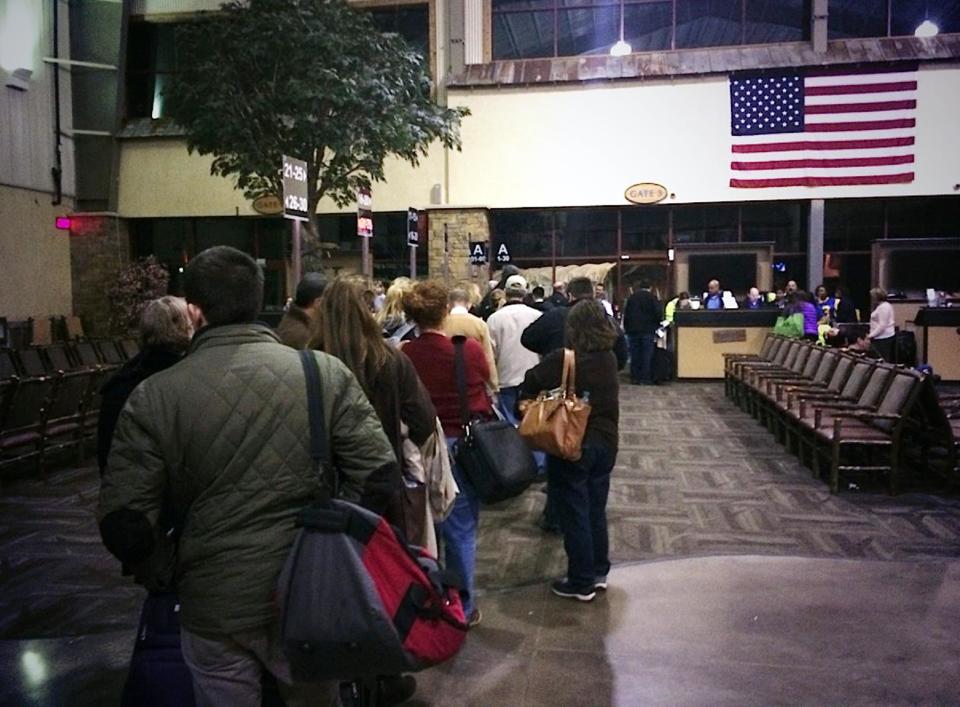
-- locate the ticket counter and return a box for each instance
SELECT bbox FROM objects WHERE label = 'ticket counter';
[914,308,960,382]
[673,310,780,379]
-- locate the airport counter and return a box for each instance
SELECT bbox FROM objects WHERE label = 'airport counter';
[914,308,960,382]
[673,310,780,379]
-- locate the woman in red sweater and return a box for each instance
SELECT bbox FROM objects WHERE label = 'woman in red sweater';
[401,281,491,627]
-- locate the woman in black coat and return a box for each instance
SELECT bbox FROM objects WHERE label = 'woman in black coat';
[520,300,620,602]
[97,297,193,473]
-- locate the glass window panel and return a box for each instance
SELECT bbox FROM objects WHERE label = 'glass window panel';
[493,11,557,58]
[621,206,669,251]
[675,0,743,48]
[741,201,807,252]
[195,218,255,254]
[828,0,887,38]
[254,218,288,260]
[886,196,960,239]
[743,0,808,43]
[125,23,157,119]
[493,0,555,11]
[623,1,673,52]
[891,0,960,36]
[493,209,554,256]
[673,204,738,244]
[771,254,807,292]
[555,208,618,257]
[372,212,410,261]
[369,6,430,59]
[824,199,884,251]
[557,6,619,56]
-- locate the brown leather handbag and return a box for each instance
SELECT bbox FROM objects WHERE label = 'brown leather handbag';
[518,349,592,461]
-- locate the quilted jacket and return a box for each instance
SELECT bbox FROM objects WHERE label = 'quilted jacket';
[98,323,397,636]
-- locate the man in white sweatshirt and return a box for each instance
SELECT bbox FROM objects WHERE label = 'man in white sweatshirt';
[487,275,542,425]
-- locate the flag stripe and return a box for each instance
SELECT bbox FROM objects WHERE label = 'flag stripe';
[731,155,914,171]
[730,173,915,188]
[731,137,915,153]
[805,81,918,96]
[805,65,918,79]
[804,99,916,114]
[805,109,915,124]
[804,118,915,132]
[806,90,916,105]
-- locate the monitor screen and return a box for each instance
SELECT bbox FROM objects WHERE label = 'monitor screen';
[688,253,757,297]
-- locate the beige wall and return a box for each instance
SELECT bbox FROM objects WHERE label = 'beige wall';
[446,63,960,208]
[116,64,960,217]
[117,138,446,217]
[0,185,74,319]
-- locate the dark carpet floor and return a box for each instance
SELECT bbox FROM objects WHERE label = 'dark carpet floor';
[1,381,959,645]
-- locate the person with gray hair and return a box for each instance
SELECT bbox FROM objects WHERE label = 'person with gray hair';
[97,296,193,473]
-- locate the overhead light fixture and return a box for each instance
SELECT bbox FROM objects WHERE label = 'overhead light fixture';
[914,19,939,37]
[5,67,32,91]
[610,0,631,57]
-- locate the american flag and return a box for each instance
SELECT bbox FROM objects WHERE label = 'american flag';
[729,65,917,188]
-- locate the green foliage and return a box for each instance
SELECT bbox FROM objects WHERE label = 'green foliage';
[165,0,469,215]
[108,256,170,335]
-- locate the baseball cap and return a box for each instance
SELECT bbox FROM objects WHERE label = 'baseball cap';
[505,275,528,295]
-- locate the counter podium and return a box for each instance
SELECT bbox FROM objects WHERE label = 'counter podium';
[914,308,960,382]
[673,310,779,379]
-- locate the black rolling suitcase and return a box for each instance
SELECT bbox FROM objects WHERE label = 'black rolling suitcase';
[652,347,674,384]
[121,593,196,707]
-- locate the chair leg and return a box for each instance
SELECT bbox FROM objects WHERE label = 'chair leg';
[830,442,841,493]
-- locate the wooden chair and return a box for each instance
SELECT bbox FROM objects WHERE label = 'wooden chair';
[40,369,98,469]
[805,368,926,493]
[0,375,58,477]
[31,317,52,346]
[758,349,839,429]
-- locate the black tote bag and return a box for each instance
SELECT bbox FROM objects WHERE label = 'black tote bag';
[451,337,538,504]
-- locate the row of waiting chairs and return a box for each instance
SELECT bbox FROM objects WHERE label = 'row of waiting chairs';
[724,335,938,494]
[0,339,141,479]
[0,340,139,380]
[0,315,85,349]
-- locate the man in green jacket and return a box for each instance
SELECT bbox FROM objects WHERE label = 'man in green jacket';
[99,246,397,706]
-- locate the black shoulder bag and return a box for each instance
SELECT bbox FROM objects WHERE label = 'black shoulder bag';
[451,336,538,504]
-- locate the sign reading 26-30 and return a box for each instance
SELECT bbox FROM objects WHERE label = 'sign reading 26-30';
[282,154,309,221]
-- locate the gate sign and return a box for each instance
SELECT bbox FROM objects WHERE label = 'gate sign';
[407,208,419,247]
[357,188,373,238]
[469,241,488,265]
[495,243,511,264]
[282,155,309,221]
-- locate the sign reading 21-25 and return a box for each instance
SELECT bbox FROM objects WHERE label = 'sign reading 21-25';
[282,154,309,221]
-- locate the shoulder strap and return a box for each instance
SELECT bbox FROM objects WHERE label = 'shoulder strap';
[451,336,470,428]
[562,348,576,395]
[299,350,334,501]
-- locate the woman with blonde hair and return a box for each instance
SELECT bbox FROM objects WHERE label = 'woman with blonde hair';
[376,277,416,342]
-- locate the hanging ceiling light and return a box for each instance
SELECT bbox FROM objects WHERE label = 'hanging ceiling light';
[914,19,939,37]
[610,0,631,56]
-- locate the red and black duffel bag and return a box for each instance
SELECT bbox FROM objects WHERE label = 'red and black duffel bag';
[277,351,467,682]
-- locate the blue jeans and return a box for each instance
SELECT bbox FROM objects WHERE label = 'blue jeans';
[628,333,656,384]
[547,444,615,590]
[441,437,480,616]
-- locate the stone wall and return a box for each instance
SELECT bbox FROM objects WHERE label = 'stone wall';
[0,186,74,321]
[69,215,130,337]
[426,208,491,287]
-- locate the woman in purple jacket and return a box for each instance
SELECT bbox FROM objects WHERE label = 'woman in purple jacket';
[795,290,819,341]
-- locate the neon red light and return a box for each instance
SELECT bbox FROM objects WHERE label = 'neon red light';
[55,216,71,231]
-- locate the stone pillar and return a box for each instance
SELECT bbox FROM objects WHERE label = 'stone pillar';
[427,208,491,287]
[69,214,130,337]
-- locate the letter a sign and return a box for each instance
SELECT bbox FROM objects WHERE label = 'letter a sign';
[495,243,511,263]
[469,241,488,265]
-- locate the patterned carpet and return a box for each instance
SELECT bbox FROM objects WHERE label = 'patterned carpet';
[475,380,960,590]
[1,382,959,643]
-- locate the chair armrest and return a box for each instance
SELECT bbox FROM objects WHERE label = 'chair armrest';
[831,412,899,437]
[814,403,860,428]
